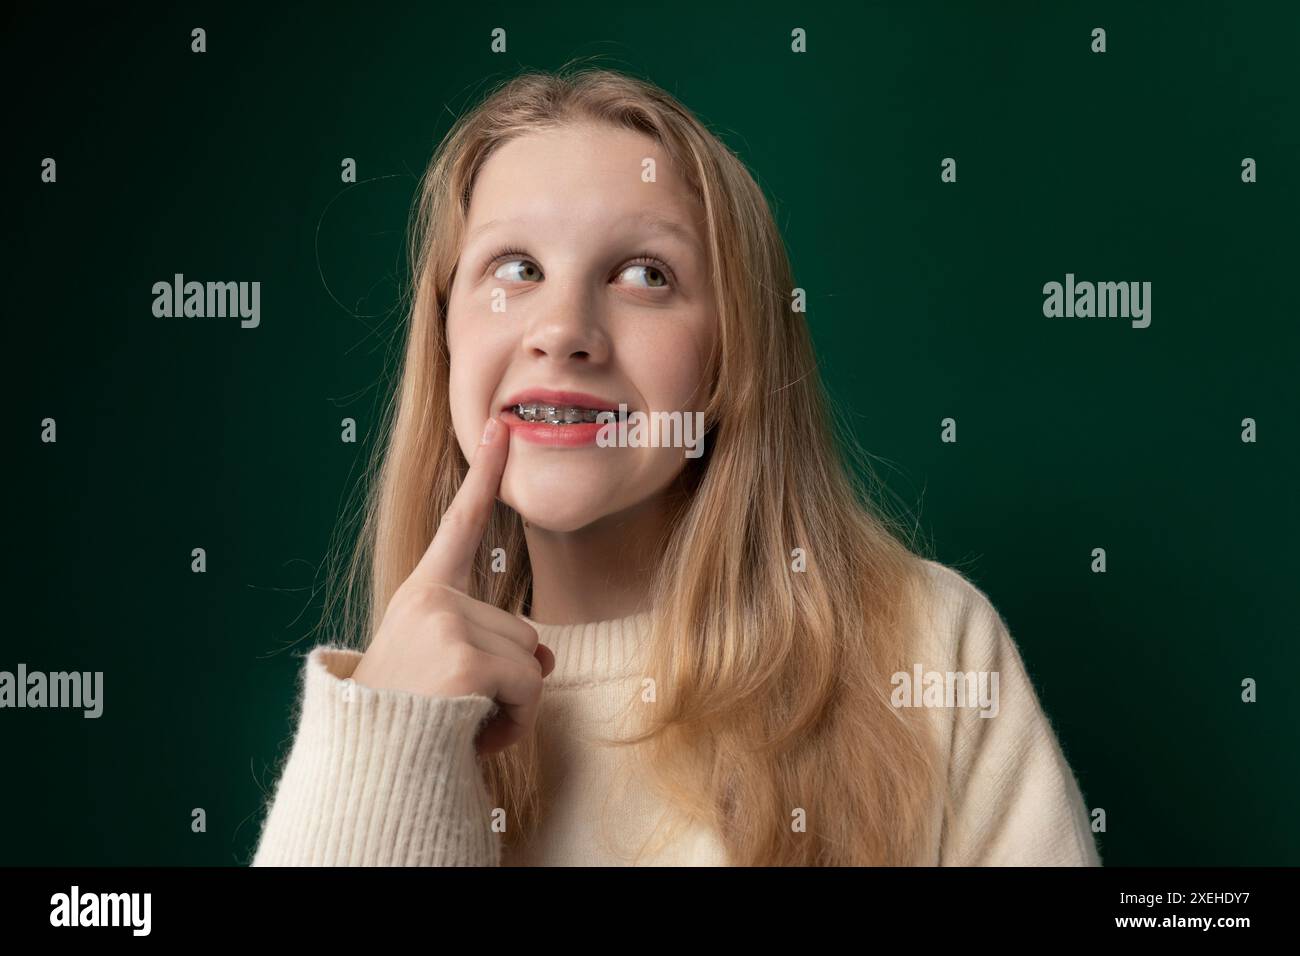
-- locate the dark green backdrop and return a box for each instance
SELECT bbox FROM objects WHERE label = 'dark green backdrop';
[4,1,1296,865]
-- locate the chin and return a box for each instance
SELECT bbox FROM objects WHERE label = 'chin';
[500,472,617,533]
[504,496,610,533]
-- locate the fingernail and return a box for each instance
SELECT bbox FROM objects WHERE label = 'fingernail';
[480,417,498,445]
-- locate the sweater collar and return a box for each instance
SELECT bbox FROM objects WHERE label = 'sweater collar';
[520,611,653,686]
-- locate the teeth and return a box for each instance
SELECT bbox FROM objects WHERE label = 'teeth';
[511,402,613,424]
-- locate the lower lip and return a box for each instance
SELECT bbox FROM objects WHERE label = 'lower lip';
[501,410,610,447]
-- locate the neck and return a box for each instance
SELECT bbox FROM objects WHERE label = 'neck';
[523,488,682,625]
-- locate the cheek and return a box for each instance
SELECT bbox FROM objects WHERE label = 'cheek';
[446,307,501,448]
[629,319,713,411]
[619,321,712,488]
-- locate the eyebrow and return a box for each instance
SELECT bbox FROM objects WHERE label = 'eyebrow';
[465,213,704,254]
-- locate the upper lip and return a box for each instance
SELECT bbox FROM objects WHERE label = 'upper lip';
[500,388,622,411]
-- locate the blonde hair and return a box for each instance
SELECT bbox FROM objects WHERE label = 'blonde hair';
[323,61,947,865]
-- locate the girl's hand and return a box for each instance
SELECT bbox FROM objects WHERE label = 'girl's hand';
[351,416,555,756]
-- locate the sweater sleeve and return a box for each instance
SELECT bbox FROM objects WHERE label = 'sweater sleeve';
[251,646,503,866]
[934,573,1102,866]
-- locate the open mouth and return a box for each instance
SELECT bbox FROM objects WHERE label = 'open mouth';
[508,402,621,425]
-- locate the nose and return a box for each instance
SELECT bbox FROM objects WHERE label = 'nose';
[519,278,611,364]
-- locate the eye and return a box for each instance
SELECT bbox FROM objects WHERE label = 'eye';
[485,246,676,289]
[616,255,674,289]
[490,248,543,283]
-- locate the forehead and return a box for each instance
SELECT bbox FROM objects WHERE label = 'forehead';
[463,123,705,246]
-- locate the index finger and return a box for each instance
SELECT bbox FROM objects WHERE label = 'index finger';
[414,415,510,590]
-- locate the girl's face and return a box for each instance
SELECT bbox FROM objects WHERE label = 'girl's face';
[446,123,716,533]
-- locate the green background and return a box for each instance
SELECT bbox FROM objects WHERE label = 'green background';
[4,1,1296,865]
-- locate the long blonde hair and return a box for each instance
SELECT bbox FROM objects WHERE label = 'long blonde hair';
[323,62,946,865]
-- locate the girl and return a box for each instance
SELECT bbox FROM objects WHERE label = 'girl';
[252,66,1100,867]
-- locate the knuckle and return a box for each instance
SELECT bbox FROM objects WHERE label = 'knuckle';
[395,577,430,603]
[401,582,456,615]
[442,642,483,681]
[438,503,474,534]
[422,582,459,611]
[428,608,469,642]
[435,510,460,537]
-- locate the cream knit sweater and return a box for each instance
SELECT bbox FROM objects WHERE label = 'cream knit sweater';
[251,559,1102,866]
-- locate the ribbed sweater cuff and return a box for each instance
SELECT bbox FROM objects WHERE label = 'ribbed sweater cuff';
[252,646,502,866]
